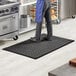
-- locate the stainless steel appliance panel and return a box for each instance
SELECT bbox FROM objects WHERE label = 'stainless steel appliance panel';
[61,0,70,19]
[61,0,76,19]
[0,13,19,36]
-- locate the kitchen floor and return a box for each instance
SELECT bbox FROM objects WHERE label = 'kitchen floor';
[0,18,76,76]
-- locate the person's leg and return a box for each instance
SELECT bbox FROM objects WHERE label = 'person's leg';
[35,22,42,41]
[30,22,42,42]
[44,7,53,40]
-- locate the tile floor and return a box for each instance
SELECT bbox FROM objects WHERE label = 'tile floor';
[0,18,76,76]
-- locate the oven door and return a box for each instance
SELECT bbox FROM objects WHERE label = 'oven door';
[0,13,19,36]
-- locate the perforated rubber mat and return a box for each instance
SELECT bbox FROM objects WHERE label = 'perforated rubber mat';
[3,36,74,59]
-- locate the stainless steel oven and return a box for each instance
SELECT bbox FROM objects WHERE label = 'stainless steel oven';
[0,13,19,40]
[0,1,20,40]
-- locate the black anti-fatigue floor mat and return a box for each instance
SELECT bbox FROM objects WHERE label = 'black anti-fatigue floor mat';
[3,36,74,59]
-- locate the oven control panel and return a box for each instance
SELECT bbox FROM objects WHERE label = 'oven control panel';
[11,6,19,13]
[0,6,19,16]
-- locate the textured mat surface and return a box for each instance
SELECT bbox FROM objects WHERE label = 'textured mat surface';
[3,36,74,59]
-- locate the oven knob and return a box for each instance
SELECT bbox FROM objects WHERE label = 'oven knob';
[2,10,4,13]
[11,8,14,11]
[6,9,9,12]
[0,11,2,13]
[15,7,18,10]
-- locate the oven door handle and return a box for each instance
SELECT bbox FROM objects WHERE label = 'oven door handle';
[12,16,15,19]
[0,14,16,21]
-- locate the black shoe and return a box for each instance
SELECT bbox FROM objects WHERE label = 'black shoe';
[43,37,52,41]
[30,37,41,42]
